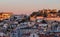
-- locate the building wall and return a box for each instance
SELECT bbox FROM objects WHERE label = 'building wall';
[0,12,13,20]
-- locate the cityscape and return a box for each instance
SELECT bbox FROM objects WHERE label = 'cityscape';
[0,0,60,37]
[0,9,60,37]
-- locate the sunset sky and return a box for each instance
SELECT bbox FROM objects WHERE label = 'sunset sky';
[0,0,60,14]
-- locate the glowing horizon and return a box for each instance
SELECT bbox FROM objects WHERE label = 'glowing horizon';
[0,0,60,14]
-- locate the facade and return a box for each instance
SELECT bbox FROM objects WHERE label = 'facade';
[0,12,13,20]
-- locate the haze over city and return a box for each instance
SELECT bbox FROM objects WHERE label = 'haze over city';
[0,0,60,14]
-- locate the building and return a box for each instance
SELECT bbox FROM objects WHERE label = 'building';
[0,12,13,20]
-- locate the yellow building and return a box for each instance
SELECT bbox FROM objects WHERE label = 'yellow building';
[0,12,13,20]
[30,16,36,21]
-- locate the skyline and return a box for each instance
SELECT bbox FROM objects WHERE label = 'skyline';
[0,0,60,14]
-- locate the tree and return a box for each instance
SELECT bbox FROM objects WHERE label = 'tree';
[41,20,47,24]
[58,10,60,13]
[43,12,48,17]
[35,12,41,17]
[30,12,37,17]
[58,10,60,16]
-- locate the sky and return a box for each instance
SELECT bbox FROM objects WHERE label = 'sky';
[0,0,60,14]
